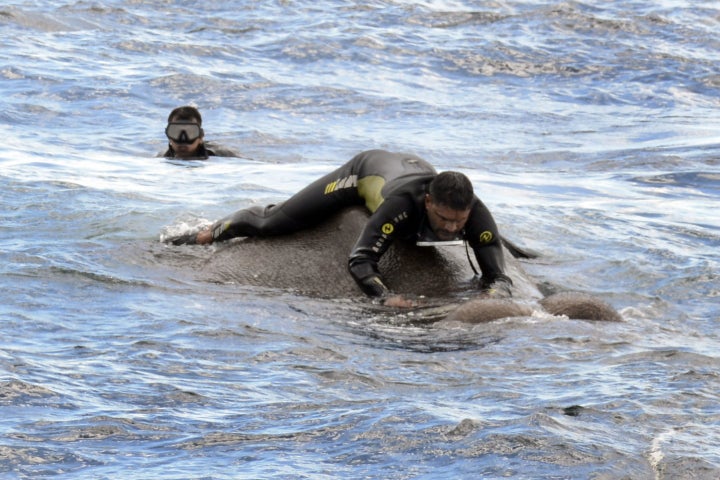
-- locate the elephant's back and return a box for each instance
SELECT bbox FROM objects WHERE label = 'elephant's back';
[201,207,472,298]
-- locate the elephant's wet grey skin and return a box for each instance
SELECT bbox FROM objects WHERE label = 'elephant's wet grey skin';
[200,207,621,322]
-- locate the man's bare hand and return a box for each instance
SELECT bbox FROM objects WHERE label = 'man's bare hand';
[382,294,417,308]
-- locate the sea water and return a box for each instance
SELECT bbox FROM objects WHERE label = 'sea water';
[1,1,719,478]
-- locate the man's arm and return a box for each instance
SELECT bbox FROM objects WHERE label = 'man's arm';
[347,196,414,299]
[169,217,234,245]
[347,261,391,297]
[465,200,513,294]
[474,241,513,292]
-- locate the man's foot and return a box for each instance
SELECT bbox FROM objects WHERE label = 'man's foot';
[167,232,198,245]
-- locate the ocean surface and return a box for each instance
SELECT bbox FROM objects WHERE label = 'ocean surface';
[1,1,719,478]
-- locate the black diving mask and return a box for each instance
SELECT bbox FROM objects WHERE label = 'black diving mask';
[165,122,203,144]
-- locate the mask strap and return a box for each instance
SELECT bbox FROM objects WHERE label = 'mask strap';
[465,241,480,276]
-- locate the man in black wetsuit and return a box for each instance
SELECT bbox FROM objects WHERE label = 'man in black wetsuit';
[170,149,512,307]
[160,105,239,160]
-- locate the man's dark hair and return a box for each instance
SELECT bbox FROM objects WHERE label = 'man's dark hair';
[168,105,202,124]
[428,171,474,210]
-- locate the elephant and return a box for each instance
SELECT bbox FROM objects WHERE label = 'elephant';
[197,207,622,323]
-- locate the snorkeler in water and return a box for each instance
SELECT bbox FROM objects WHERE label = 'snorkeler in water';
[160,105,239,160]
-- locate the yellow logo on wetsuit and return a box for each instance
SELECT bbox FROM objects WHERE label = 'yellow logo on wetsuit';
[324,175,358,194]
[212,221,232,240]
[479,231,493,244]
[382,223,394,235]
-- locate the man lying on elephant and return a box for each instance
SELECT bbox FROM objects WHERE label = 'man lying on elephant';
[168,149,513,307]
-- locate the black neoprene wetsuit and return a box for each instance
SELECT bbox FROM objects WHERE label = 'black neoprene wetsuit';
[207,149,510,297]
[161,142,238,159]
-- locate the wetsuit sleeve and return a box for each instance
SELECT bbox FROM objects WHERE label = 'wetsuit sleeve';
[347,195,414,297]
[466,200,513,290]
[208,209,254,242]
[474,242,512,288]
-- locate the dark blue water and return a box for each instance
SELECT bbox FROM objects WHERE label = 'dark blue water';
[1,1,719,478]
